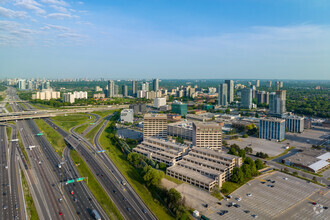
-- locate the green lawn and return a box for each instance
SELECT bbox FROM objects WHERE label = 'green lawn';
[92,110,117,118]
[220,181,242,197]
[17,130,30,167]
[35,119,66,157]
[5,103,12,112]
[85,122,104,146]
[99,122,174,220]
[6,126,12,143]
[21,170,39,220]
[70,150,123,220]
[51,113,94,132]
[74,123,90,134]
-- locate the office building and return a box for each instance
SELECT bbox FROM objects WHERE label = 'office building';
[304,118,312,129]
[167,121,193,141]
[256,80,260,87]
[285,116,304,133]
[107,80,115,98]
[122,85,128,97]
[225,80,234,103]
[133,137,189,166]
[167,147,242,191]
[132,80,138,96]
[129,103,147,115]
[218,83,228,106]
[153,78,159,91]
[259,118,285,141]
[143,114,168,139]
[153,97,166,108]
[45,81,50,89]
[171,100,187,116]
[241,88,252,109]
[120,109,134,124]
[63,92,75,103]
[192,122,222,149]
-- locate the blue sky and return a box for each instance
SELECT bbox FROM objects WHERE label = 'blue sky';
[0,0,329,79]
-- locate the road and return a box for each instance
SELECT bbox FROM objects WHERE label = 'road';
[44,117,156,220]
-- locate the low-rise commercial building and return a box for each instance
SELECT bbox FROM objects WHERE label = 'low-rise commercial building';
[167,121,193,141]
[120,109,134,124]
[153,97,166,108]
[282,150,330,173]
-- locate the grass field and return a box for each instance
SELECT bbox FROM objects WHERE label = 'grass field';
[99,122,174,220]
[21,170,39,220]
[75,123,90,134]
[6,126,12,143]
[85,122,103,145]
[92,110,116,118]
[17,130,30,167]
[268,147,295,160]
[70,150,123,220]
[5,103,12,112]
[220,181,242,197]
[52,113,94,132]
[35,119,66,157]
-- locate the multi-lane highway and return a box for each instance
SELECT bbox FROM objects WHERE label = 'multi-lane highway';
[44,117,156,220]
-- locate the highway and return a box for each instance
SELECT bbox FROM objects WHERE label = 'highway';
[44,118,156,220]
[25,118,108,220]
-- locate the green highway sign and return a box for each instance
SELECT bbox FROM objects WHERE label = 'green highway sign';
[37,133,43,136]
[76,177,83,182]
[89,123,95,125]
[66,179,74,184]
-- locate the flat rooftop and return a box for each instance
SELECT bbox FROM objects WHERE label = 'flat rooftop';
[191,146,240,160]
[167,165,216,184]
[144,114,167,119]
[193,121,222,129]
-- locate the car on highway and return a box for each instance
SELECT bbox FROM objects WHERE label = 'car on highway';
[70,191,74,195]
[127,207,131,212]
[142,209,147,214]
[123,197,127,201]
[113,190,116,193]
[3,205,7,210]
[59,212,63,216]
[73,198,77,202]
[58,198,62,203]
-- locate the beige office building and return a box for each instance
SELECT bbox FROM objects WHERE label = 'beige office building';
[167,147,242,191]
[192,122,222,149]
[143,114,168,139]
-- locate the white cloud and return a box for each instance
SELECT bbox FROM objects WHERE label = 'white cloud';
[48,12,78,19]
[41,24,71,31]
[0,6,28,19]
[41,0,68,6]
[49,5,67,13]
[57,32,83,38]
[15,0,46,14]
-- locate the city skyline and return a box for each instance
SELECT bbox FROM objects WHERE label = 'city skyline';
[1,0,330,79]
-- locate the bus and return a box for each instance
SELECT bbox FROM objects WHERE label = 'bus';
[91,209,101,220]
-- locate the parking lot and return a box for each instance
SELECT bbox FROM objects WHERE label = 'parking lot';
[117,128,143,141]
[227,137,285,157]
[203,172,328,219]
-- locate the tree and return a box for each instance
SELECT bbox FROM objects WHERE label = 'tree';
[255,113,259,118]
[242,134,248,138]
[293,171,298,176]
[159,162,167,171]
[255,159,264,170]
[230,144,240,152]
[242,164,252,180]
[127,152,141,167]
[244,157,258,176]
[225,108,230,114]
[228,147,238,156]
[244,147,253,154]
[143,167,163,186]
[238,149,246,161]
[231,167,244,184]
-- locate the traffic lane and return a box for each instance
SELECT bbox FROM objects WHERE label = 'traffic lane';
[27,120,100,220]
[76,144,143,220]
